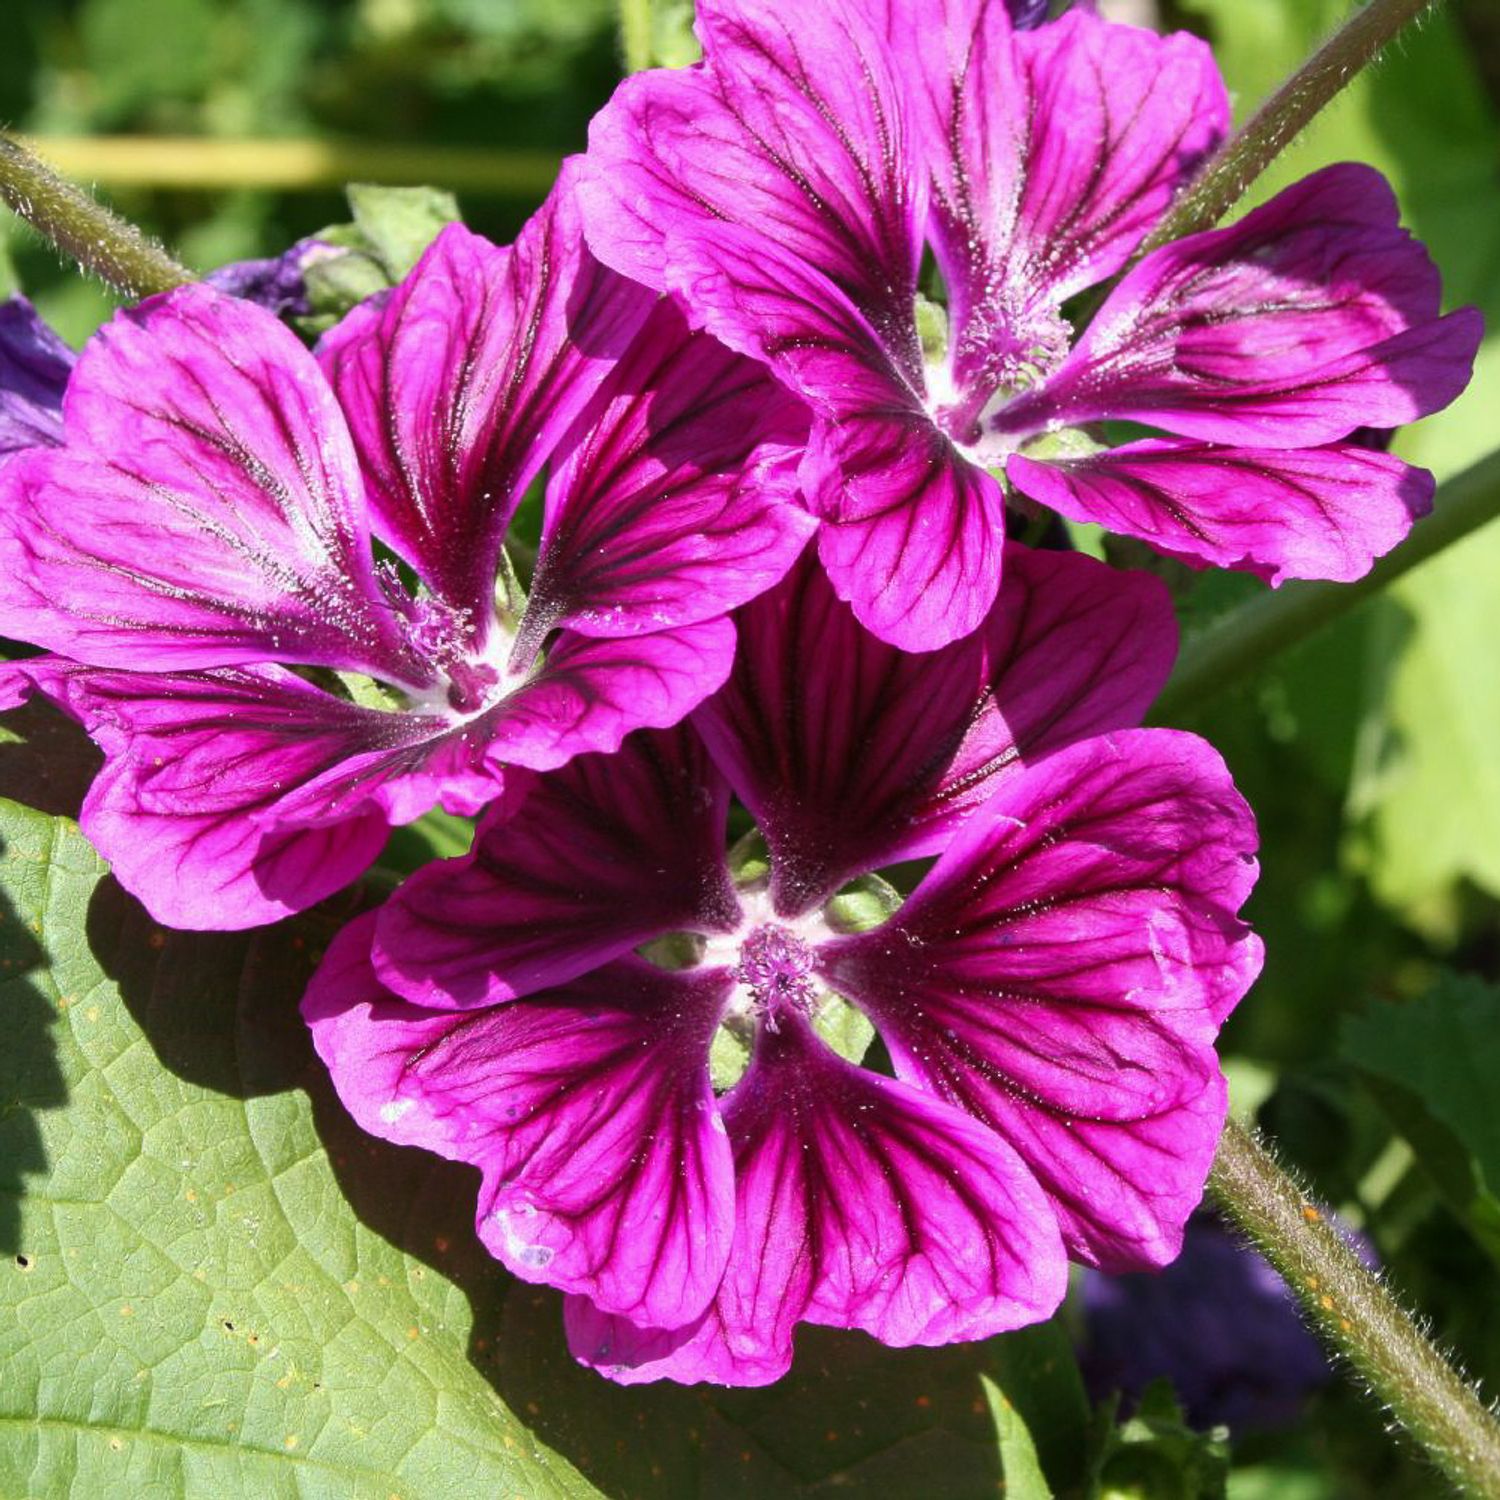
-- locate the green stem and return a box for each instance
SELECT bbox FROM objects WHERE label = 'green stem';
[620,0,654,74]
[0,134,192,299]
[1142,0,1442,253]
[1211,1120,1500,1497]
[1153,447,1500,720]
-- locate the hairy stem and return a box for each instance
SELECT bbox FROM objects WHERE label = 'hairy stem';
[1153,447,1500,720]
[0,134,191,299]
[620,0,655,73]
[1212,1120,1500,1496]
[1143,0,1442,252]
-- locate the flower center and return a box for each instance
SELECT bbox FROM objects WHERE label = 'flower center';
[925,297,1074,455]
[392,593,517,719]
[733,923,818,1026]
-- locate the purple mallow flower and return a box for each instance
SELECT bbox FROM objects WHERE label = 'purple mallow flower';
[303,544,1263,1386]
[1080,1213,1374,1431]
[0,167,815,929]
[578,0,1482,650]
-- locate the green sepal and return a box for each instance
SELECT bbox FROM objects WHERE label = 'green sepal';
[1018,425,1109,464]
[825,871,902,934]
[915,290,949,364]
[636,931,706,972]
[347,183,462,281]
[726,827,771,888]
[382,806,476,877]
[298,184,463,332]
[495,545,530,635]
[709,1018,752,1092]
[333,670,406,713]
[811,992,876,1067]
[299,246,389,331]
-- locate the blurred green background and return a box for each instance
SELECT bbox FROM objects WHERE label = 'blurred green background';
[3,1,1500,1495]
[0,0,626,338]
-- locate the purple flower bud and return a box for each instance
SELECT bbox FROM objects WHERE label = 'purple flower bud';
[1080,1213,1375,1431]
[204,235,332,318]
[0,297,73,460]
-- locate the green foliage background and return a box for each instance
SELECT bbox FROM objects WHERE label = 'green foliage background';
[2,1,1500,1496]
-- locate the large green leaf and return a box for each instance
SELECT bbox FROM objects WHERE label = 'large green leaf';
[1342,974,1500,1265]
[0,797,596,1499]
[0,796,1111,1499]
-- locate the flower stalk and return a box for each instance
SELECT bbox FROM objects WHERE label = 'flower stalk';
[1211,1118,1500,1497]
[1142,0,1443,253]
[1153,446,1500,721]
[619,0,655,74]
[0,134,192,300]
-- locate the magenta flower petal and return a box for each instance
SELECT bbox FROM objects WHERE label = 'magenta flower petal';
[304,917,736,1330]
[32,663,487,929]
[484,618,736,775]
[913,4,1226,400]
[320,170,654,620]
[1010,440,1436,585]
[808,409,1007,651]
[650,225,988,650]
[4,620,727,931]
[374,725,740,1009]
[0,662,33,712]
[996,164,1484,447]
[695,546,1175,915]
[984,1072,1231,1271]
[0,297,72,458]
[84,758,388,933]
[567,1013,1066,1387]
[524,301,816,647]
[0,286,423,682]
[820,730,1261,1267]
[578,0,922,351]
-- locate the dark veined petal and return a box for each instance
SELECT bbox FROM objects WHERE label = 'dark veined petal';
[821,730,1262,1268]
[807,409,1007,652]
[1010,440,1435,584]
[635,208,994,654]
[481,617,737,775]
[977,1072,1230,1274]
[320,166,654,624]
[522,300,816,647]
[567,1012,1065,1387]
[0,286,424,683]
[304,918,737,1333]
[579,0,923,361]
[907,1,1226,403]
[694,546,1175,916]
[0,296,72,458]
[1005,0,1049,24]
[374,724,740,1010]
[994,164,1483,448]
[11,659,497,930]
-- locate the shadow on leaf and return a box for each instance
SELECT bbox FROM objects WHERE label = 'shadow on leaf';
[91,871,1075,1500]
[0,832,68,1256]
